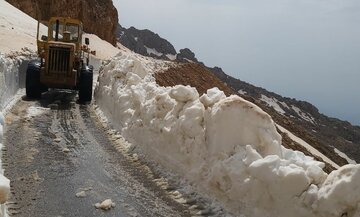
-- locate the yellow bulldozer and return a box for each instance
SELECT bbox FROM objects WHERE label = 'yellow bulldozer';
[26,17,93,101]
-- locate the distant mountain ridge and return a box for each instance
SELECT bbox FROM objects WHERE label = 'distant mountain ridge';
[117,24,360,165]
[117,24,199,63]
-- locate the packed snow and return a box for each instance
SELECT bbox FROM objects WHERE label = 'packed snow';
[0,0,39,53]
[260,94,286,115]
[95,50,360,217]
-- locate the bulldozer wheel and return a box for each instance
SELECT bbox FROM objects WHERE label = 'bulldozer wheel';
[79,66,93,102]
[26,60,42,99]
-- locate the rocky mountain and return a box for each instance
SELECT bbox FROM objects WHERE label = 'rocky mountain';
[5,0,118,45]
[117,25,200,63]
[118,24,360,168]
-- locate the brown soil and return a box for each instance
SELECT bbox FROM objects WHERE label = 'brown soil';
[156,63,235,96]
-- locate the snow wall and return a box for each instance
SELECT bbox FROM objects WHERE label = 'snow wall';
[95,52,360,217]
[0,51,34,217]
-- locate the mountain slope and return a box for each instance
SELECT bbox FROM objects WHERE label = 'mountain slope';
[118,24,359,169]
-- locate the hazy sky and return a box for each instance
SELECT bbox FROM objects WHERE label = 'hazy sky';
[114,0,360,126]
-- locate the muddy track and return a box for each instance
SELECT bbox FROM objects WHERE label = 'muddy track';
[3,91,194,217]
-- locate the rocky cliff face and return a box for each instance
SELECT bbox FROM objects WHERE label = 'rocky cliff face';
[117,24,177,60]
[6,0,118,45]
[118,25,201,62]
[118,24,360,165]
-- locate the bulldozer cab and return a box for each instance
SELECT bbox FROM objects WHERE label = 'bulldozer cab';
[26,17,93,102]
[37,17,83,59]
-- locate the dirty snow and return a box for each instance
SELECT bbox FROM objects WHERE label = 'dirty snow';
[260,94,286,115]
[75,191,87,198]
[334,148,356,165]
[95,50,360,217]
[25,106,49,118]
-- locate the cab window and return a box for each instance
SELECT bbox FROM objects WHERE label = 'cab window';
[66,24,79,42]
[52,22,64,40]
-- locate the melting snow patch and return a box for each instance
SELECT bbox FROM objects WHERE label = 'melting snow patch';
[95,50,360,217]
[166,54,176,61]
[334,148,356,165]
[260,94,286,115]
[145,46,163,57]
[25,106,49,118]
[291,105,316,124]
[237,89,247,95]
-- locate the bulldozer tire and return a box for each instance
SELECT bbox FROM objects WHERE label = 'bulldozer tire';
[79,66,93,102]
[26,60,42,99]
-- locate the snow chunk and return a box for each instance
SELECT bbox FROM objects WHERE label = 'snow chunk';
[277,124,339,169]
[169,85,199,102]
[95,199,115,210]
[75,191,87,198]
[206,95,283,158]
[199,87,226,107]
[317,165,360,216]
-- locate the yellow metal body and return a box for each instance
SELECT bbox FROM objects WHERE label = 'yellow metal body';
[36,17,84,89]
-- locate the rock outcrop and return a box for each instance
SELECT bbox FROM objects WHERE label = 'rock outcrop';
[5,0,118,45]
[176,48,198,63]
[117,24,177,60]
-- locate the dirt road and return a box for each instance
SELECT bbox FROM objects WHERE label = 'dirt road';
[3,90,194,217]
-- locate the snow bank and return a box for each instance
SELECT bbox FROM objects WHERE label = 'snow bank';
[0,51,35,110]
[0,111,9,217]
[95,51,360,217]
